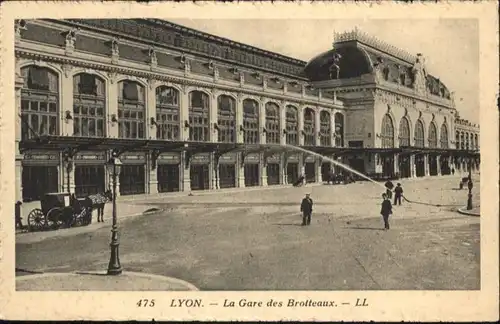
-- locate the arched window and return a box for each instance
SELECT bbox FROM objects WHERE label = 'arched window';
[319,111,331,146]
[73,73,105,137]
[217,95,236,143]
[243,99,259,144]
[414,119,425,147]
[399,117,410,147]
[334,112,344,147]
[465,132,470,150]
[303,108,315,146]
[456,131,460,149]
[118,80,145,139]
[265,102,280,144]
[156,86,180,140]
[381,114,394,148]
[440,123,448,148]
[188,91,210,142]
[474,134,478,150]
[285,105,298,145]
[20,66,59,140]
[428,122,437,148]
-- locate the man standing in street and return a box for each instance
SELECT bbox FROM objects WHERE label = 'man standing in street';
[380,193,393,230]
[394,183,403,205]
[300,193,313,226]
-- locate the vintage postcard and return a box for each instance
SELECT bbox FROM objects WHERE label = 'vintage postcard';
[0,0,498,321]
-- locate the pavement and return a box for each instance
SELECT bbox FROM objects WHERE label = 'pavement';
[15,174,480,291]
[16,271,198,291]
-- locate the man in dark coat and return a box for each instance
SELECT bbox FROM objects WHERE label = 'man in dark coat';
[300,193,313,226]
[394,183,403,205]
[380,193,393,230]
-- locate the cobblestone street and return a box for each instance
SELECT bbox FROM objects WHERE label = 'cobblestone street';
[16,175,480,290]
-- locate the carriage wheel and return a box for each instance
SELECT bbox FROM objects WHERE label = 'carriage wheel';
[46,208,64,230]
[27,208,46,232]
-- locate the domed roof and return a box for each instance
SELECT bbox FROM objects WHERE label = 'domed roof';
[304,45,373,81]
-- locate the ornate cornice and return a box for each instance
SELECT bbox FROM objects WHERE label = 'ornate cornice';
[16,49,342,110]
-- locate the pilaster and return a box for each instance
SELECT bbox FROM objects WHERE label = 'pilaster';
[107,73,119,138]
[280,102,286,145]
[298,106,304,146]
[148,154,158,194]
[15,71,24,202]
[180,86,189,141]
[410,155,416,178]
[393,153,400,177]
[61,65,74,136]
[146,79,156,140]
[260,154,268,187]
[316,158,322,183]
[424,154,430,177]
[181,152,191,192]
[436,155,441,176]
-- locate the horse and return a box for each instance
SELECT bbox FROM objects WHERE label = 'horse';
[79,190,113,223]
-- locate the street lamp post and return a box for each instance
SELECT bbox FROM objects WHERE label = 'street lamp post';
[467,158,473,210]
[106,155,122,275]
[65,157,73,194]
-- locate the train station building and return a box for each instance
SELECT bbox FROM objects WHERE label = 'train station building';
[15,19,480,201]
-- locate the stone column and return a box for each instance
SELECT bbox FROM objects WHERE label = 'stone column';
[424,154,430,177]
[410,155,416,178]
[436,155,441,176]
[393,153,399,178]
[316,158,322,183]
[107,73,119,138]
[180,87,189,141]
[15,71,24,203]
[148,154,158,194]
[260,153,268,187]
[181,152,191,192]
[330,111,336,147]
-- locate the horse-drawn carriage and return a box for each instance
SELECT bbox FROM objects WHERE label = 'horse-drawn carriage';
[26,192,91,232]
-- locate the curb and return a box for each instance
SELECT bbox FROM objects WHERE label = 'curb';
[16,271,199,291]
[457,206,480,217]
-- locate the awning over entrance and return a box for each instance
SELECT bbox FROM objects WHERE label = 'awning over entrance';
[20,136,480,160]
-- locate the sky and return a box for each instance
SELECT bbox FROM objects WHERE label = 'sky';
[169,18,479,124]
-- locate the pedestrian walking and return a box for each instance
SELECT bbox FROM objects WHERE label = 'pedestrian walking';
[300,193,313,226]
[394,183,403,205]
[384,180,394,199]
[380,193,393,230]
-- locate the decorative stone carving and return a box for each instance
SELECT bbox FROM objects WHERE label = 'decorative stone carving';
[183,59,191,74]
[108,71,118,84]
[213,66,219,82]
[412,53,427,95]
[62,64,73,78]
[262,77,267,90]
[148,77,156,90]
[63,28,79,55]
[329,53,342,80]
[15,20,27,42]
[148,47,157,67]
[239,72,245,87]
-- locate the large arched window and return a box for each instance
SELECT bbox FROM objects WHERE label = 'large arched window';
[265,102,280,144]
[217,95,236,143]
[460,132,465,149]
[188,91,210,142]
[20,66,59,140]
[381,114,394,148]
[73,73,105,137]
[118,80,145,139]
[399,117,410,147]
[319,110,331,146]
[285,105,298,145]
[243,99,259,144]
[428,122,437,148]
[414,119,425,147]
[334,112,344,147]
[440,123,448,148]
[156,86,180,140]
[303,108,315,146]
